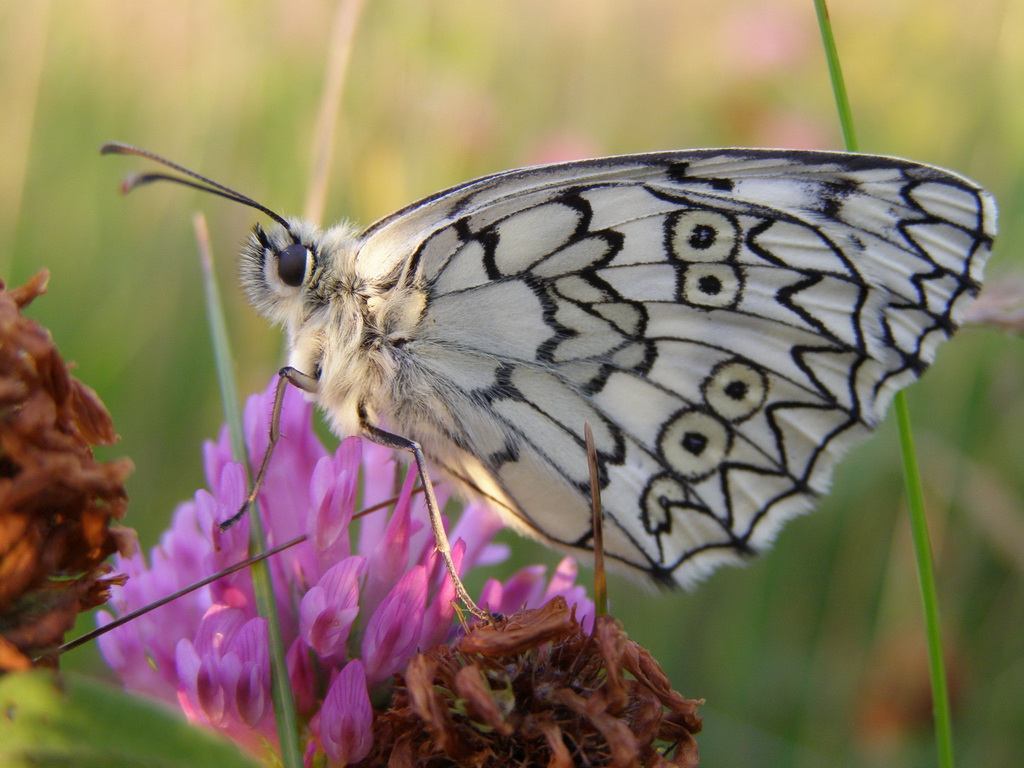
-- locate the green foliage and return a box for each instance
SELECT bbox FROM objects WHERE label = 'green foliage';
[0,671,261,768]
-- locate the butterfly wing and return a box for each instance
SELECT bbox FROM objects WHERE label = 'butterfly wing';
[354,149,996,587]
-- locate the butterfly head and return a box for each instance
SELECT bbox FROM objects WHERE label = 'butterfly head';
[101,142,348,328]
[240,218,329,326]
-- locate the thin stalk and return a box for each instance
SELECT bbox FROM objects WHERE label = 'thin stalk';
[304,0,365,224]
[813,4,954,767]
[814,0,858,153]
[584,423,608,616]
[194,214,303,768]
[896,399,956,768]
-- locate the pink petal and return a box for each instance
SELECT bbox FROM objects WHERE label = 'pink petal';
[309,440,361,560]
[196,654,230,726]
[194,605,246,657]
[299,556,365,658]
[287,638,316,716]
[541,557,595,630]
[542,557,579,601]
[318,660,373,764]
[202,425,234,496]
[362,565,427,686]
[449,502,508,571]
[419,540,466,650]
[479,564,547,616]
[361,469,417,615]
[234,659,269,728]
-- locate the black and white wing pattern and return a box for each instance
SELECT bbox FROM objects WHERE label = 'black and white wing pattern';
[355,149,996,587]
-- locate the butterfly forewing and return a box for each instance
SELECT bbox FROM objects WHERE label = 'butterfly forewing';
[352,149,995,587]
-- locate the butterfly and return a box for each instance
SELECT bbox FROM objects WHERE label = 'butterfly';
[105,145,996,594]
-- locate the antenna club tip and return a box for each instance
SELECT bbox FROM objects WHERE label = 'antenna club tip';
[119,174,142,195]
[100,142,129,156]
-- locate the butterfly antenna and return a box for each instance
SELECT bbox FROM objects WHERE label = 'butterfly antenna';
[100,142,294,233]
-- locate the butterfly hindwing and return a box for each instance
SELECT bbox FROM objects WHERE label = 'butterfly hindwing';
[355,149,995,587]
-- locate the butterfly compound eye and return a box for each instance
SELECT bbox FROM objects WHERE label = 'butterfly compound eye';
[277,243,310,287]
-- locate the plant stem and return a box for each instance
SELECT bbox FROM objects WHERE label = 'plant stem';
[195,214,304,768]
[813,3,955,766]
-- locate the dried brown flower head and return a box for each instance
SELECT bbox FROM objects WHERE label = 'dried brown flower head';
[369,597,702,768]
[0,272,134,671]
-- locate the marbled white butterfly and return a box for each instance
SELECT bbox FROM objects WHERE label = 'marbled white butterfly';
[105,145,996,596]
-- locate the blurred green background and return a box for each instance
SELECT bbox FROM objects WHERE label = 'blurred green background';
[1,0,1021,765]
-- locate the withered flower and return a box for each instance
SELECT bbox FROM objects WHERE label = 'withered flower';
[372,597,703,768]
[0,271,133,670]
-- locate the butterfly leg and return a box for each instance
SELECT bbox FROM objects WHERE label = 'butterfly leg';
[220,366,318,531]
[360,421,487,620]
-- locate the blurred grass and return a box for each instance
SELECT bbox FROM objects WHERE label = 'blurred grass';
[1,0,1020,765]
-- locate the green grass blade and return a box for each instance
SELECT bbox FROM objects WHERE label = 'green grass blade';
[896,393,955,768]
[194,214,303,768]
[194,214,247,461]
[813,0,858,153]
[813,3,954,767]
